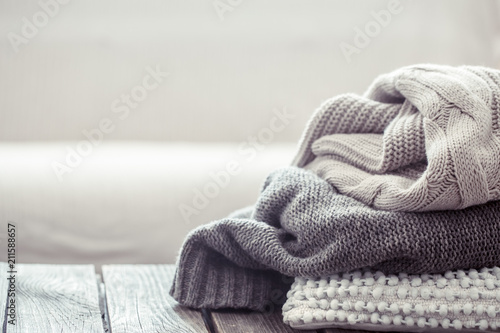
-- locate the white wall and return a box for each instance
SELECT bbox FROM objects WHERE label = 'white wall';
[1,0,499,142]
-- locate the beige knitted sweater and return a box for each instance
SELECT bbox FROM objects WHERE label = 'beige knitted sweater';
[292,64,500,211]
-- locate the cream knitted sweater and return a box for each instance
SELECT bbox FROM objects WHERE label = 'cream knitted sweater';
[292,64,500,211]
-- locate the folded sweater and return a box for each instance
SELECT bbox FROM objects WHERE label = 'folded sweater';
[283,267,500,332]
[169,167,500,311]
[292,64,500,211]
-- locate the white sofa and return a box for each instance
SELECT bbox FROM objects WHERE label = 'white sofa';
[0,142,296,266]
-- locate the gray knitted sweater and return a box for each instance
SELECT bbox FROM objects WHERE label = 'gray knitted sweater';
[169,167,500,311]
[293,64,500,211]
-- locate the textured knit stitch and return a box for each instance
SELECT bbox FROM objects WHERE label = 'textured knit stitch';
[291,64,500,211]
[283,267,500,332]
[169,167,500,311]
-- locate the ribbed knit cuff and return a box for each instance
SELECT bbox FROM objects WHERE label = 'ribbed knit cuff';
[169,235,288,311]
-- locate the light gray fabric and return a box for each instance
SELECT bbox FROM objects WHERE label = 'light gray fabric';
[292,64,500,211]
[283,267,500,332]
[169,167,500,311]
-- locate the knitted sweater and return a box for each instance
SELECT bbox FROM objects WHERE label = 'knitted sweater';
[169,167,500,311]
[283,267,500,332]
[292,64,500,211]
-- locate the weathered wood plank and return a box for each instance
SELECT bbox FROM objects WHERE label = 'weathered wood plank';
[0,262,9,330]
[103,264,207,333]
[6,264,103,333]
[211,308,318,333]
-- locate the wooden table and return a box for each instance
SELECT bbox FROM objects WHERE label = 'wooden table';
[0,263,369,333]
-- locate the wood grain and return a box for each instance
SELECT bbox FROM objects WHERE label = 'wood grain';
[5,264,103,333]
[103,264,207,333]
[211,308,318,333]
[1,262,9,330]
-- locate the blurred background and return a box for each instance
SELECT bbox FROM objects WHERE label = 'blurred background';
[0,0,499,268]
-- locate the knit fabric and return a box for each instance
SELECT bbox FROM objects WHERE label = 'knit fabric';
[169,167,500,311]
[291,64,500,211]
[283,267,500,332]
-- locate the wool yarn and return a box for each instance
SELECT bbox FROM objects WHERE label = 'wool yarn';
[170,167,500,311]
[292,64,500,211]
[283,267,500,332]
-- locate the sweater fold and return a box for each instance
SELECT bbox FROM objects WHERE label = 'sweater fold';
[292,64,500,212]
[170,167,500,310]
[171,64,500,311]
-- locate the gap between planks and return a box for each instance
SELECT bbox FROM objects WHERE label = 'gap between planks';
[102,264,207,333]
[102,265,320,333]
[96,274,111,333]
[0,263,380,333]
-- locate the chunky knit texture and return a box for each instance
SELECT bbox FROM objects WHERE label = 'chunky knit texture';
[170,167,500,311]
[292,64,500,211]
[283,267,500,332]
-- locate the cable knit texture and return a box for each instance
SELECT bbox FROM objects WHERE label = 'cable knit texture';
[170,167,500,311]
[283,267,500,332]
[292,64,500,211]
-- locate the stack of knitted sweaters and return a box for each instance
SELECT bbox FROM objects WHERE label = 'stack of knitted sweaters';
[170,64,500,332]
